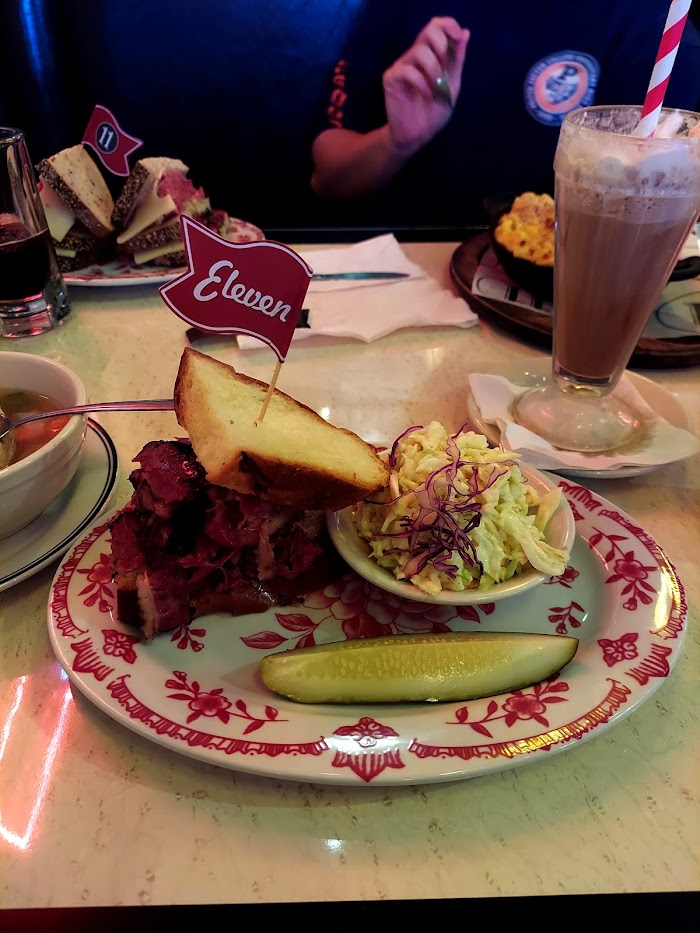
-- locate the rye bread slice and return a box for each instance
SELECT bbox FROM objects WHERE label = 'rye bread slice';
[56,249,101,273]
[37,145,114,238]
[111,156,189,228]
[130,246,186,267]
[118,215,182,253]
[60,222,99,252]
[151,250,186,267]
[55,222,109,271]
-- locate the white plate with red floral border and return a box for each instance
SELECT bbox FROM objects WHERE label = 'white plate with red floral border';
[47,479,686,786]
[63,218,264,287]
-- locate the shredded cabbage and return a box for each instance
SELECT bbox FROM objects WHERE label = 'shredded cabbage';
[353,421,569,596]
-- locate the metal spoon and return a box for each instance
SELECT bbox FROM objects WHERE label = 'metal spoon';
[0,398,175,444]
[434,36,456,107]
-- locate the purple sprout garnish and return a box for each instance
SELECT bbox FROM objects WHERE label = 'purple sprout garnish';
[368,426,512,581]
[388,424,424,470]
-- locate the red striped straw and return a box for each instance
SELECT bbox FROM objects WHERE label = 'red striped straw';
[637,0,691,137]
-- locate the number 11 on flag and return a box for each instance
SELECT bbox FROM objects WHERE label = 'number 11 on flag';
[82,104,143,177]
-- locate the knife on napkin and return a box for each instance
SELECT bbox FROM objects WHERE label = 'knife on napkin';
[311,271,410,281]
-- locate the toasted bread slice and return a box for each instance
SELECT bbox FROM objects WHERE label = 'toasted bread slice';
[174,348,388,511]
[37,145,114,238]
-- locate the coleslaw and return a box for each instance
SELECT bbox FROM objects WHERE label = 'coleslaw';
[353,422,570,596]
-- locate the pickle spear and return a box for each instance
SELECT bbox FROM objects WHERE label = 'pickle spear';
[260,631,578,704]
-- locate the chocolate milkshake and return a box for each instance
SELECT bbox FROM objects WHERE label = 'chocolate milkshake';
[514,106,700,452]
[553,106,700,388]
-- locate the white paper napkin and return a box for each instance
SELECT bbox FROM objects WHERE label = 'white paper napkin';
[304,234,426,291]
[468,373,700,470]
[237,235,478,348]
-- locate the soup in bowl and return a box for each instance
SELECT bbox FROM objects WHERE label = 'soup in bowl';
[0,352,87,539]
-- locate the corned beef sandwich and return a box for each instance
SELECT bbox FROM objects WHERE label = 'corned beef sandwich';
[112,157,210,266]
[109,348,389,639]
[36,145,114,272]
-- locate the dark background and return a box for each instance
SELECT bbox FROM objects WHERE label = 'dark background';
[0,0,364,237]
[1,0,699,238]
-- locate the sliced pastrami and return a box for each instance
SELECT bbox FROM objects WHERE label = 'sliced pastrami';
[109,440,338,637]
[129,440,205,519]
[157,169,208,215]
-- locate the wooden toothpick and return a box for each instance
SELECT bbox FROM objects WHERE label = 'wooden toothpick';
[257,357,283,422]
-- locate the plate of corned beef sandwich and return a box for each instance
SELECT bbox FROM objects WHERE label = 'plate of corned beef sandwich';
[45,348,688,785]
[37,146,263,286]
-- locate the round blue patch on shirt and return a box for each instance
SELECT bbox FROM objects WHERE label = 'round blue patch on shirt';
[524,50,600,126]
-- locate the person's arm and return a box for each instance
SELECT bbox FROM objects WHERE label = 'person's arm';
[311,126,408,199]
[311,17,469,200]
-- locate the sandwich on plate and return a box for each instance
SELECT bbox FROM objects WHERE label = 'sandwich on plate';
[109,348,388,639]
[35,147,263,273]
[36,144,115,271]
[112,157,210,267]
[112,157,258,267]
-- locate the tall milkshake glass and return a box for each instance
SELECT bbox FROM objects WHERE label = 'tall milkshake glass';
[515,105,700,452]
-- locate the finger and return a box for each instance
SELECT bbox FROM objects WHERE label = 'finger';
[420,20,452,64]
[439,29,470,98]
[451,30,470,76]
[418,21,470,87]
[384,62,433,101]
[391,64,434,100]
[401,17,465,80]
[403,43,444,84]
[423,16,465,44]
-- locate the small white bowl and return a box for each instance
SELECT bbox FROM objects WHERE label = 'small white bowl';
[327,465,575,605]
[0,352,87,540]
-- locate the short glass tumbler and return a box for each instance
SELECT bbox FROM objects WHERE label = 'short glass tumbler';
[0,127,71,338]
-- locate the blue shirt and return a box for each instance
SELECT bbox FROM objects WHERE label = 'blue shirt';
[321,0,700,225]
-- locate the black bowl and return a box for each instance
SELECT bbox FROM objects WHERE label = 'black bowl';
[482,193,698,301]
[484,193,554,301]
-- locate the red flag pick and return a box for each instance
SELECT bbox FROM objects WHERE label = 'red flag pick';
[82,104,143,176]
[159,215,312,362]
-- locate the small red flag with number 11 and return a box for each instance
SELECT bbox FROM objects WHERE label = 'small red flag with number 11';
[82,104,143,176]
